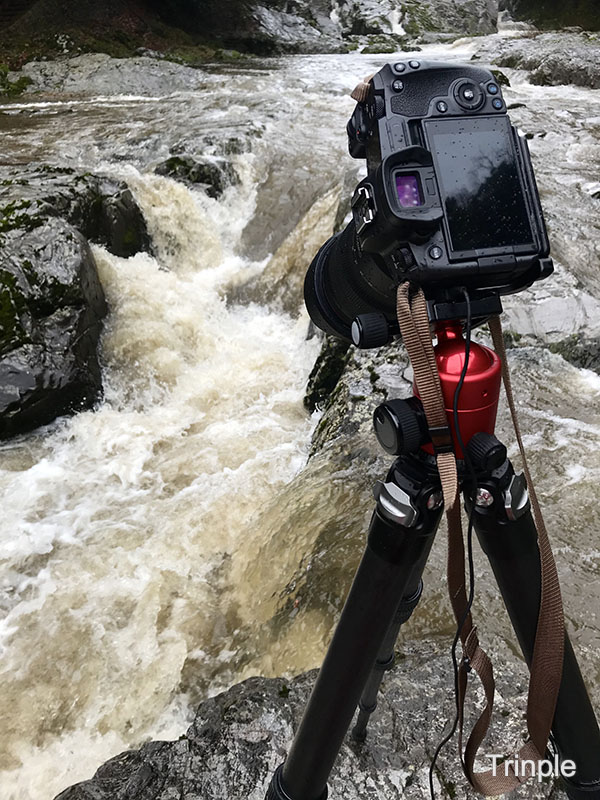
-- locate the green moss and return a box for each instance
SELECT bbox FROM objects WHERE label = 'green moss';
[122,228,136,247]
[0,200,44,234]
[368,366,380,385]
[401,1,438,35]
[502,330,522,348]
[491,69,511,87]
[0,63,33,97]
[362,39,399,54]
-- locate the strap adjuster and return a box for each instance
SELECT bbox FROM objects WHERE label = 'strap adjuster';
[429,424,454,454]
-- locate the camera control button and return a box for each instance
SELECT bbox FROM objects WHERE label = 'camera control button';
[408,60,420,69]
[393,62,406,72]
[392,79,405,92]
[436,101,448,113]
[429,246,443,260]
[492,98,504,109]
[454,80,484,111]
[487,83,499,94]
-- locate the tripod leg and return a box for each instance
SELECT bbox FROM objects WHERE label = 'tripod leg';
[266,457,443,800]
[469,465,600,798]
[351,579,423,742]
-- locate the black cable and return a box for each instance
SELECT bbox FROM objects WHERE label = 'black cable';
[428,289,479,799]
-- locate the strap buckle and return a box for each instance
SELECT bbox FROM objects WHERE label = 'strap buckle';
[429,424,454,455]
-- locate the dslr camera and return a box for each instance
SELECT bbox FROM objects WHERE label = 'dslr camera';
[304,61,553,346]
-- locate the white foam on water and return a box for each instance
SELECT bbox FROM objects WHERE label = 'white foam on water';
[0,157,320,797]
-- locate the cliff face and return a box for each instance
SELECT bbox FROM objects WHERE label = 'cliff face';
[501,0,600,30]
[0,0,499,66]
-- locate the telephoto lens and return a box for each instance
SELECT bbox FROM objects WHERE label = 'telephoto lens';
[303,220,398,341]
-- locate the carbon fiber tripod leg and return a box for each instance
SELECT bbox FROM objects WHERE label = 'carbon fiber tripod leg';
[265,454,443,800]
[468,452,600,798]
[351,579,423,742]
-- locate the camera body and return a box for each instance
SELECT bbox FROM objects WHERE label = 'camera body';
[304,61,553,342]
[348,60,552,292]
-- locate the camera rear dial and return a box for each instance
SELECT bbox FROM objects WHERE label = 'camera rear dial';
[453,80,484,112]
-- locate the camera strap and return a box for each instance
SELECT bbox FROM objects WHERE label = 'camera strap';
[396,283,565,795]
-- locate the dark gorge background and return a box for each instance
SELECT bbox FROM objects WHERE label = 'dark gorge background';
[0,0,599,65]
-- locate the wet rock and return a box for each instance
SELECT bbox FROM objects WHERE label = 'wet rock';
[0,217,106,438]
[0,165,150,436]
[501,262,600,344]
[337,0,402,36]
[0,166,151,258]
[201,0,347,55]
[549,335,600,374]
[473,32,600,89]
[361,33,417,53]
[303,334,351,413]
[154,155,238,198]
[10,53,207,96]
[308,339,412,457]
[53,639,568,800]
[401,0,498,37]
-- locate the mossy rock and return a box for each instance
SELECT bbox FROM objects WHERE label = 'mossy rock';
[154,155,238,198]
[0,167,151,258]
[304,334,351,413]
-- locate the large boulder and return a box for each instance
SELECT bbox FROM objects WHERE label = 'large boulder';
[0,218,106,437]
[1,166,152,257]
[0,167,150,437]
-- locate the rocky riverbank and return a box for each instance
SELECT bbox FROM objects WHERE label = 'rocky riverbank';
[1,0,599,76]
[0,0,498,70]
[474,30,600,89]
[55,639,571,800]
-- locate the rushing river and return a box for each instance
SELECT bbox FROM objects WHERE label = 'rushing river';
[1,26,600,800]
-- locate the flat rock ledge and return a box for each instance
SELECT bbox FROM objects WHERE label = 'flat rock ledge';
[473,31,600,89]
[55,640,567,800]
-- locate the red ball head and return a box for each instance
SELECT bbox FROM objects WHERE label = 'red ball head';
[418,321,502,459]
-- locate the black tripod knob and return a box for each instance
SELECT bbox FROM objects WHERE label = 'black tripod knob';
[373,398,424,455]
[351,313,391,348]
[465,432,507,472]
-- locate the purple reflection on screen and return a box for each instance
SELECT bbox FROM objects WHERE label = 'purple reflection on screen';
[395,174,424,208]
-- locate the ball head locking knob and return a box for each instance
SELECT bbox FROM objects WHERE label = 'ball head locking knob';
[374,398,423,455]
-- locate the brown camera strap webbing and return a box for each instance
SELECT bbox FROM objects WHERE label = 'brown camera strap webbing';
[396,283,565,795]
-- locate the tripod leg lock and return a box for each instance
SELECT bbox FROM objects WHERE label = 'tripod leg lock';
[503,472,530,521]
[373,480,418,527]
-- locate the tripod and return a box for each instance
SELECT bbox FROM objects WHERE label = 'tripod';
[266,313,600,800]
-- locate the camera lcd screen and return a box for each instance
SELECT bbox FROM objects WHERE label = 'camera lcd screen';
[423,117,534,253]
